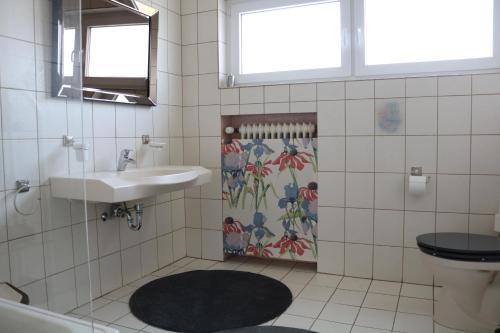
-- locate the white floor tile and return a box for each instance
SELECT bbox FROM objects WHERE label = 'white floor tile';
[92,301,130,322]
[393,312,434,333]
[362,293,398,311]
[311,319,352,333]
[309,273,343,288]
[338,277,372,291]
[355,308,395,330]
[282,271,316,285]
[400,283,433,300]
[368,280,401,296]
[331,289,366,306]
[108,324,139,333]
[351,326,391,333]
[319,302,360,324]
[286,298,326,318]
[398,297,433,316]
[113,313,147,330]
[103,285,136,301]
[298,285,335,302]
[273,314,314,329]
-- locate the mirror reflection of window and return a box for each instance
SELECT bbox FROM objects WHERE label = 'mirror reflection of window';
[86,24,149,78]
[63,28,76,77]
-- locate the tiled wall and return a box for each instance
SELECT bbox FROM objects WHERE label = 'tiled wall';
[0,0,185,313]
[180,0,500,285]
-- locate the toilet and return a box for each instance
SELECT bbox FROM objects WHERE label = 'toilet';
[417,232,500,333]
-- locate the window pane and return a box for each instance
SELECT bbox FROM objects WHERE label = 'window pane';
[87,24,149,77]
[364,0,494,66]
[240,1,342,75]
[63,28,76,77]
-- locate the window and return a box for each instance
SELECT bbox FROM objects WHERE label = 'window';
[230,0,351,84]
[86,24,149,78]
[228,0,500,85]
[355,0,500,75]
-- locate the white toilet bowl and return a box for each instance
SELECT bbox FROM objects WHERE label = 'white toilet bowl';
[417,233,500,333]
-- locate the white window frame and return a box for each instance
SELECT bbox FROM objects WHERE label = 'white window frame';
[353,0,500,76]
[229,0,351,85]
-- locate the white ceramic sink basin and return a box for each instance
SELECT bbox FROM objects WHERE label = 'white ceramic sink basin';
[50,166,212,203]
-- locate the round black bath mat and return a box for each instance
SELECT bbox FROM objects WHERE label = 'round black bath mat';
[129,270,293,333]
[218,326,316,333]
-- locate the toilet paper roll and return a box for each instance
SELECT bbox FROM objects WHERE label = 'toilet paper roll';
[409,175,427,196]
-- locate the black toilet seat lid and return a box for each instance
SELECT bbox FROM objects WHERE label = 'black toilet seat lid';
[417,232,500,262]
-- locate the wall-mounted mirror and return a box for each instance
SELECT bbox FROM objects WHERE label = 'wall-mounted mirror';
[52,0,159,105]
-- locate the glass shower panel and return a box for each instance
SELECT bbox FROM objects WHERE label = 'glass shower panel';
[0,0,94,332]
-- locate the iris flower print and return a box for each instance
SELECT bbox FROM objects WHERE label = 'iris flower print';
[278,183,299,209]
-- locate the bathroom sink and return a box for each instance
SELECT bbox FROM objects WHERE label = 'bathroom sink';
[50,166,212,203]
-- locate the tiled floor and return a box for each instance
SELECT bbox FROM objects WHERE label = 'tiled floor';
[66,257,472,333]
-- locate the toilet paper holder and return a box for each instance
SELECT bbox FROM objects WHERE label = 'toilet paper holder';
[410,167,430,183]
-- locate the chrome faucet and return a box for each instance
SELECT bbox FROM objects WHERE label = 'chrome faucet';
[117,149,135,171]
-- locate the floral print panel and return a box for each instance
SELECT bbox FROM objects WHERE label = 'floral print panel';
[222,138,318,262]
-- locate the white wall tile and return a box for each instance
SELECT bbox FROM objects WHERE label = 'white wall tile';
[375,174,404,210]
[404,211,435,248]
[158,233,173,267]
[405,136,437,173]
[99,253,123,294]
[405,97,437,135]
[318,137,345,172]
[472,95,500,134]
[46,269,77,314]
[406,77,437,97]
[5,188,41,239]
[199,74,220,105]
[318,172,345,207]
[186,228,202,257]
[221,88,239,105]
[318,101,345,136]
[345,243,372,278]
[438,75,471,96]
[37,93,67,139]
[240,87,264,104]
[291,101,316,113]
[373,246,403,282]
[43,227,74,276]
[346,173,374,209]
[403,248,433,284]
[318,207,344,242]
[438,136,470,174]
[141,239,159,275]
[437,96,471,135]
[0,0,34,42]
[374,210,403,246]
[472,74,500,95]
[346,137,374,172]
[317,82,345,101]
[345,208,373,244]
[9,234,45,286]
[471,136,500,174]
[0,37,35,90]
[265,103,289,114]
[0,242,10,283]
[265,85,290,103]
[375,79,405,98]
[436,175,470,213]
[93,103,116,138]
[290,83,316,102]
[346,100,374,135]
[436,213,468,233]
[198,11,218,43]
[346,80,374,99]
[173,228,186,260]
[1,89,37,139]
[199,105,221,136]
[202,229,223,260]
[375,136,405,172]
[318,241,344,275]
